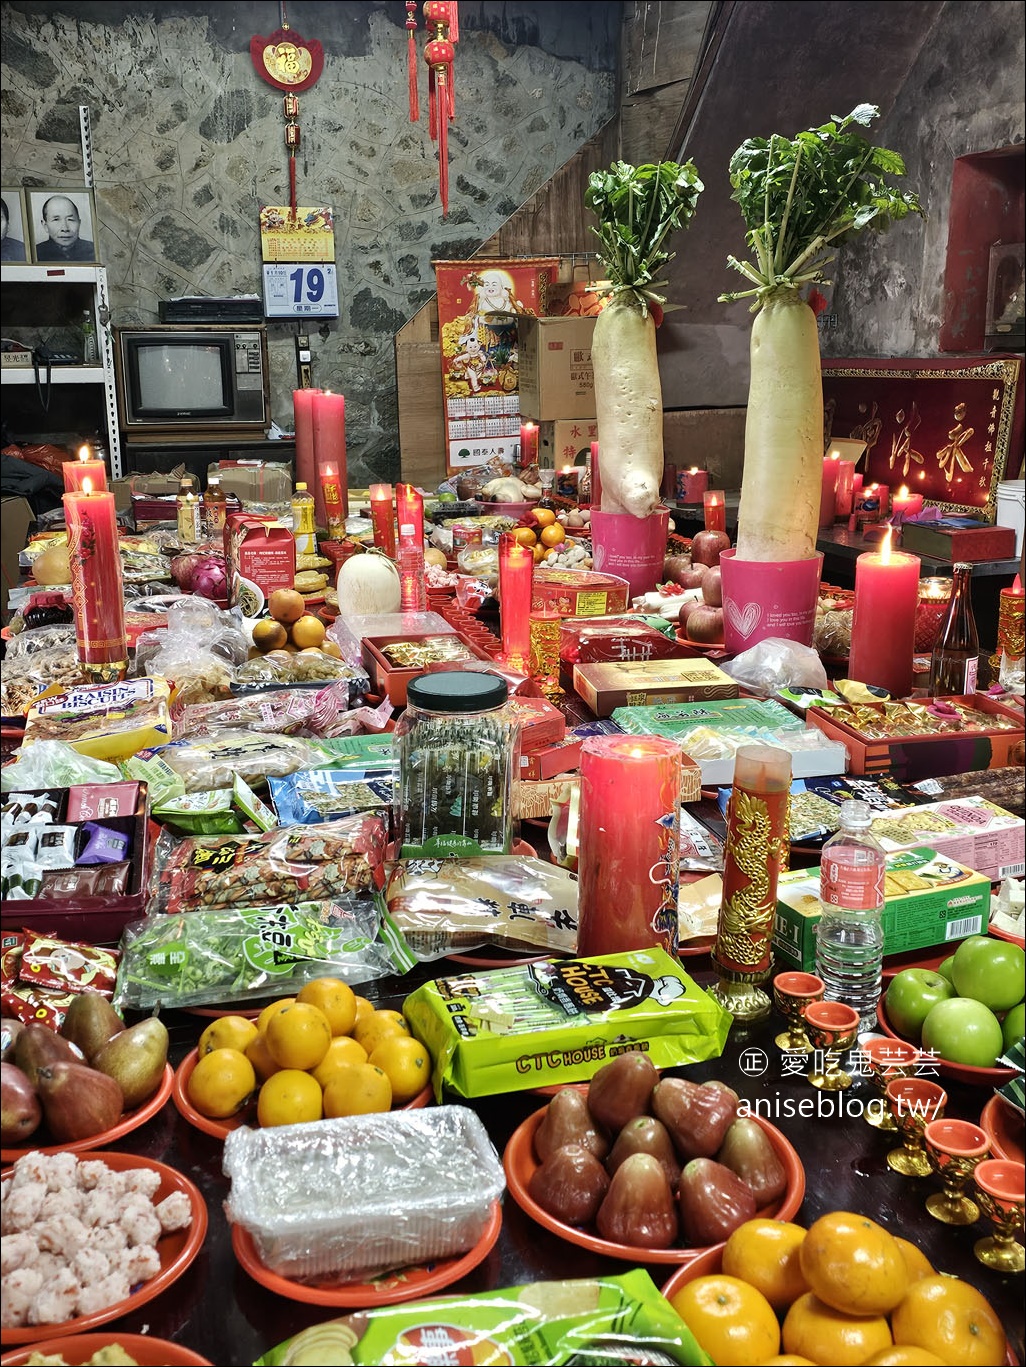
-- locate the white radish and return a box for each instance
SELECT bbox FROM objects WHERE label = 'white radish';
[592,296,663,517]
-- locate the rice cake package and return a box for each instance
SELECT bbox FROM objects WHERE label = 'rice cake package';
[254,1268,712,1367]
[403,946,731,1100]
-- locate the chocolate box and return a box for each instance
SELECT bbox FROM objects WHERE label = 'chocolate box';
[573,658,739,718]
[532,568,630,619]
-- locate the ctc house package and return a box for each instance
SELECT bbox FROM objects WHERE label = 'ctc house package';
[402,946,731,1101]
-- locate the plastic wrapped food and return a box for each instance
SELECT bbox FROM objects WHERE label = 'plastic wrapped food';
[0,743,123,793]
[174,680,359,739]
[114,897,409,1010]
[223,1107,505,1282]
[0,649,91,716]
[149,813,388,913]
[127,730,330,793]
[22,679,173,761]
[270,770,393,825]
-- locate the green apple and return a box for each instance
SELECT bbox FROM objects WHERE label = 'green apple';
[884,968,956,1041]
[921,997,1004,1068]
[950,936,1025,1013]
[1002,1001,1025,1053]
[937,955,955,982]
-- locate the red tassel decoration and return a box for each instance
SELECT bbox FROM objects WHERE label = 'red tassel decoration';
[406,1,420,122]
[435,70,450,214]
[449,0,459,43]
[424,3,455,216]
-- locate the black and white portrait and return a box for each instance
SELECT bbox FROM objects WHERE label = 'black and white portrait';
[1,188,28,263]
[28,187,98,264]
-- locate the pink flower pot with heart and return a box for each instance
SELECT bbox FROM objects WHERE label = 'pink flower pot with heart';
[590,505,671,599]
[719,549,824,654]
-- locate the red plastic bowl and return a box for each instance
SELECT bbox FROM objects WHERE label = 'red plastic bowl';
[876,1000,1017,1087]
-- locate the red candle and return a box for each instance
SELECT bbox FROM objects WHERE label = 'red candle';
[890,485,925,522]
[819,454,840,528]
[589,440,603,509]
[703,489,726,533]
[396,484,425,609]
[293,387,321,508]
[396,484,424,548]
[679,467,709,502]
[311,390,347,527]
[852,472,864,498]
[848,528,921,699]
[519,422,539,468]
[63,479,126,680]
[319,464,346,541]
[498,531,534,673]
[63,445,107,494]
[833,461,855,519]
[577,734,682,958]
[370,483,396,557]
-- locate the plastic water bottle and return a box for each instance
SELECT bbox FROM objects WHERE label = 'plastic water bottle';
[815,800,886,1030]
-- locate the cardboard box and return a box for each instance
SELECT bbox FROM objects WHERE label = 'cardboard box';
[517,316,597,420]
[1,496,33,619]
[361,633,492,707]
[573,658,739,718]
[532,568,630,618]
[513,775,579,820]
[225,513,296,607]
[209,460,292,508]
[128,471,183,496]
[899,519,1018,561]
[807,695,1025,781]
[505,696,566,752]
[540,418,598,469]
[519,733,584,781]
[773,848,992,972]
[867,796,1024,882]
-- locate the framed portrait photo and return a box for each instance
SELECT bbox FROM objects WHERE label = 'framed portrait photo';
[0,188,29,263]
[27,186,99,265]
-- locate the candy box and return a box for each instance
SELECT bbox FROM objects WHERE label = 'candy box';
[531,568,630,619]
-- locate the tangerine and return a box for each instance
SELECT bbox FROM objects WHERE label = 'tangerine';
[799,1210,908,1316]
[669,1275,780,1366]
[721,1218,809,1309]
[256,997,295,1034]
[762,1359,816,1366]
[533,543,548,563]
[244,1032,282,1083]
[861,1350,947,1366]
[290,615,326,649]
[532,508,557,528]
[296,977,358,1037]
[512,527,537,547]
[894,1236,935,1284]
[354,1009,410,1057]
[890,1276,1005,1367]
[198,1015,258,1057]
[353,995,376,1029]
[187,1048,256,1119]
[311,1035,369,1088]
[539,523,566,547]
[322,1062,393,1117]
[369,1034,431,1104]
[256,1068,324,1127]
[782,1292,892,1366]
[265,1001,332,1071]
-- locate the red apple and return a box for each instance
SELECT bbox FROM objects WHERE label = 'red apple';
[701,565,722,607]
[687,604,724,643]
[690,530,731,567]
[678,598,703,629]
[662,555,694,586]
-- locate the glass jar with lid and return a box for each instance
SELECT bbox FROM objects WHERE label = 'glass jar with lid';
[393,670,519,858]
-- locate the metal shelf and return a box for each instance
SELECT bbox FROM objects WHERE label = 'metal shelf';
[1,365,107,385]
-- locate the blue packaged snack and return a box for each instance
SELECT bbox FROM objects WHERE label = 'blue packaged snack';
[270,769,393,825]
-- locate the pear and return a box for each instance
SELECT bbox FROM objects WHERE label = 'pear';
[13,1022,84,1089]
[36,1060,123,1142]
[61,992,125,1063]
[92,1016,169,1109]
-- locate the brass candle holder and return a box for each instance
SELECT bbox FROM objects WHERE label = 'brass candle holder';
[884,1077,946,1177]
[860,1037,921,1131]
[772,972,825,1052]
[972,1158,1025,1274]
[923,1118,990,1225]
[802,1000,860,1090]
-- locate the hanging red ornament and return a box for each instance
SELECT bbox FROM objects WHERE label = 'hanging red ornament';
[423,2,458,215]
[406,1,420,123]
[250,4,323,218]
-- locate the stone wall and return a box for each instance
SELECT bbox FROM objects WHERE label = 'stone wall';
[1,0,619,483]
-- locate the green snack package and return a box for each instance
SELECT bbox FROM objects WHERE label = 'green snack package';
[254,1267,712,1366]
[403,946,731,1100]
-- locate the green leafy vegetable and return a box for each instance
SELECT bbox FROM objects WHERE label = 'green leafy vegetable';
[720,103,924,308]
[586,160,704,312]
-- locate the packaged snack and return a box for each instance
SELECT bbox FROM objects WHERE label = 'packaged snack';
[40,861,132,899]
[76,821,132,865]
[3,829,38,859]
[65,781,143,821]
[130,730,329,794]
[22,678,173,761]
[34,825,79,869]
[269,770,393,825]
[255,1268,711,1367]
[1,860,44,900]
[149,814,389,914]
[1,745,122,796]
[18,930,119,996]
[114,898,412,1010]
[378,856,579,959]
[174,680,360,740]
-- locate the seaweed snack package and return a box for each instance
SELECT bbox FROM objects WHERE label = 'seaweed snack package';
[403,946,731,1100]
[255,1268,712,1366]
[148,814,389,914]
[114,898,412,1011]
[378,856,578,960]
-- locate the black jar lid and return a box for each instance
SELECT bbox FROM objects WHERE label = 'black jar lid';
[405,670,509,713]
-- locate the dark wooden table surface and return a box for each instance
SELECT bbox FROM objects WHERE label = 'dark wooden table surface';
[53,961,1024,1367]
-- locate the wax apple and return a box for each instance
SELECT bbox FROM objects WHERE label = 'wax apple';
[884,969,956,1041]
[950,936,1025,1012]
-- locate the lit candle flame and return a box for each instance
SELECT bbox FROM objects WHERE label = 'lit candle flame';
[689,466,699,474]
[78,446,90,462]
[897,485,910,499]
[82,476,93,495]
[324,466,335,478]
[879,525,893,563]
[1013,574,1023,596]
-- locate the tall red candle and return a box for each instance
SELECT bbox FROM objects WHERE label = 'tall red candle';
[848,529,921,699]
[311,390,347,527]
[498,532,534,673]
[370,483,396,556]
[63,480,126,681]
[890,485,925,522]
[819,454,840,528]
[320,465,346,541]
[703,489,726,533]
[396,484,426,610]
[293,387,321,509]
[519,422,539,468]
[679,467,709,502]
[577,734,682,958]
[833,461,856,519]
[63,445,107,494]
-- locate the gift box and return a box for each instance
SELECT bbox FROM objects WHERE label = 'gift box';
[531,568,630,619]
[559,616,686,687]
[504,696,566,752]
[572,657,739,718]
[865,795,1024,883]
[899,518,1018,561]
[225,513,296,606]
[361,632,494,707]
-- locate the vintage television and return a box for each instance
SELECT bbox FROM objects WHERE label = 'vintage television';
[114,325,270,443]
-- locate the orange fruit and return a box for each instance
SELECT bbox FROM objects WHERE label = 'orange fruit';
[669,1275,780,1366]
[512,526,536,547]
[296,978,358,1037]
[256,1068,323,1127]
[369,1034,431,1105]
[290,615,326,649]
[799,1211,908,1316]
[533,543,548,563]
[890,1276,1005,1366]
[721,1218,809,1309]
[256,997,295,1034]
[763,1359,816,1366]
[268,588,306,625]
[894,1237,935,1284]
[862,1350,947,1366]
[264,1001,332,1071]
[198,1015,258,1057]
[782,1292,892,1366]
[311,1035,368,1088]
[354,1009,411,1057]
[187,1048,256,1119]
[252,619,289,652]
[539,523,566,547]
[532,508,557,528]
[244,1032,282,1083]
[353,995,375,1029]
[322,1062,392,1118]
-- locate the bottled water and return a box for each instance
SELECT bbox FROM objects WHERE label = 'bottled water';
[815,800,886,1030]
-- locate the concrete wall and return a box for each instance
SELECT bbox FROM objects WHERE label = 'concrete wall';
[0,0,620,483]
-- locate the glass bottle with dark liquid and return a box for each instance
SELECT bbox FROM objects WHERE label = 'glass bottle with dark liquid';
[928,563,979,695]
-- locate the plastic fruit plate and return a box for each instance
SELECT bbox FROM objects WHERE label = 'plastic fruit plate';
[0,1334,212,1366]
[875,1000,1018,1087]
